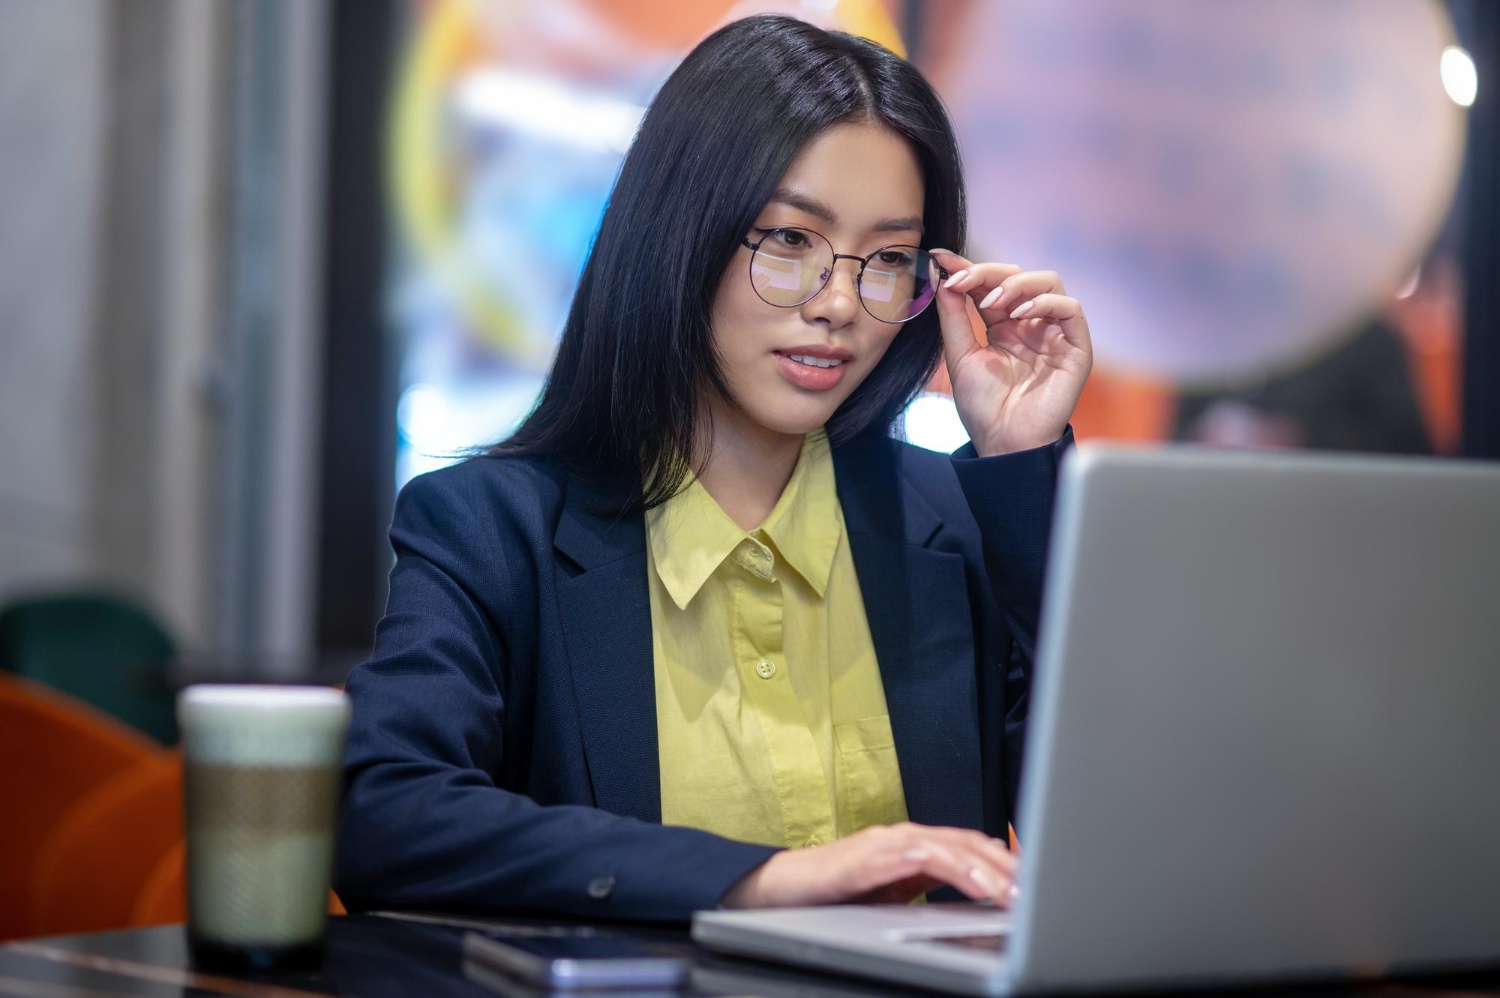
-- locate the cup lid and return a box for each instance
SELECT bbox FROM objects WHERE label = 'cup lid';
[179,684,347,711]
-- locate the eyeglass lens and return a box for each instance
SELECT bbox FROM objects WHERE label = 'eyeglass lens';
[748,228,941,323]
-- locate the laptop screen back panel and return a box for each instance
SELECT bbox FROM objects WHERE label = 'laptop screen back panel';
[1011,447,1500,992]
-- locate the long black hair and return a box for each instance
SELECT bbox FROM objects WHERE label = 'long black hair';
[494,14,967,509]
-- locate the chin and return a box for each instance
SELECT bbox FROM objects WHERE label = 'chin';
[742,394,845,439]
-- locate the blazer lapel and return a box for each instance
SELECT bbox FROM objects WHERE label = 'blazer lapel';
[553,474,661,823]
[833,434,986,833]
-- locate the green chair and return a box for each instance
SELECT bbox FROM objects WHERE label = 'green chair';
[0,592,179,745]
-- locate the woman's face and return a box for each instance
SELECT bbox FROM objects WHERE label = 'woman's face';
[708,122,927,444]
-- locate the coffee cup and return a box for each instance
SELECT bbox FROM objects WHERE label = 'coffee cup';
[178,685,350,972]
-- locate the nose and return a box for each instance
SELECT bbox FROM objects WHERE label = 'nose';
[799,256,861,328]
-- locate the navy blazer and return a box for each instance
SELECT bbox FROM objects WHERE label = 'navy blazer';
[335,428,1069,922]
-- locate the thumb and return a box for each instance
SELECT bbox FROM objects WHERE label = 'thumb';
[930,249,978,371]
[934,273,979,372]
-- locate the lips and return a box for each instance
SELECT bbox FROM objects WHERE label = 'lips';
[774,350,848,391]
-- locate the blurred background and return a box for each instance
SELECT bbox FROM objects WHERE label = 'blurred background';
[0,0,1495,732]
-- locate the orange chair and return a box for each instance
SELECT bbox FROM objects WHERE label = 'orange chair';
[0,674,164,940]
[131,840,188,927]
[28,753,184,937]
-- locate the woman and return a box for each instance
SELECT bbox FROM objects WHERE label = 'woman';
[335,14,1092,921]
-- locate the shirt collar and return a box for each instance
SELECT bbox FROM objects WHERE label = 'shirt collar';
[760,429,839,599]
[646,430,841,610]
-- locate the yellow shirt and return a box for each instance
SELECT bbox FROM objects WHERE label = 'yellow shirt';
[646,429,909,849]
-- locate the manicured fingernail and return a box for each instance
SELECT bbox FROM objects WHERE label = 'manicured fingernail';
[944,269,968,289]
[979,287,1006,310]
[968,867,1003,895]
[1010,301,1034,319]
[929,247,954,256]
[903,848,931,862]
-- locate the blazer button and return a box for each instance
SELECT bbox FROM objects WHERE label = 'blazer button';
[587,875,617,900]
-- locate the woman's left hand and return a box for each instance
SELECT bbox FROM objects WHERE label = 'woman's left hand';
[930,250,1093,457]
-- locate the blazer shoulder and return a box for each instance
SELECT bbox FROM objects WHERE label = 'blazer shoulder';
[833,431,975,541]
[887,435,960,474]
[860,433,967,498]
[394,452,570,542]
[400,451,564,505]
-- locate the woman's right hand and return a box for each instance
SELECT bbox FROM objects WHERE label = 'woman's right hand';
[720,822,1018,908]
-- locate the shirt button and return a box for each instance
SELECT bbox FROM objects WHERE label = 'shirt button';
[805,834,824,847]
[755,659,776,680]
[737,542,773,578]
[587,875,616,900]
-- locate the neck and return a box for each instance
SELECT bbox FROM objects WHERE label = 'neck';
[694,403,806,531]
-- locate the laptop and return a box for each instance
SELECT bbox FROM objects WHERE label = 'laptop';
[693,444,1500,995]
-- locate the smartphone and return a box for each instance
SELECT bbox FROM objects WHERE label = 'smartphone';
[462,931,692,991]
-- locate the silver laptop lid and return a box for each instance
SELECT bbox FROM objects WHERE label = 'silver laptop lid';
[1012,445,1500,991]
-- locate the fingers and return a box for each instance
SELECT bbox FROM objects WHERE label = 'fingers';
[921,827,1019,897]
[931,252,988,371]
[842,839,940,898]
[931,250,1056,307]
[907,841,1011,902]
[730,824,1021,909]
[853,824,1018,906]
[928,251,1080,362]
[1003,291,1082,323]
[975,271,1066,314]
[945,265,1033,301]
[1003,295,1093,359]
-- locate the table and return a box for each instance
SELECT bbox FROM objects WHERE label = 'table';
[2,913,1498,998]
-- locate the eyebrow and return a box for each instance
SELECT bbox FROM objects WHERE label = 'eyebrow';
[768,188,925,236]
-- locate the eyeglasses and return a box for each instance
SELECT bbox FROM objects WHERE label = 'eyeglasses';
[740,226,948,324]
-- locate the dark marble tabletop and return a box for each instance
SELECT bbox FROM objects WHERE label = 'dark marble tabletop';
[2,913,1498,998]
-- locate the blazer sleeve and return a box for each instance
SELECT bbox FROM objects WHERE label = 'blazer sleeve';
[335,469,778,922]
[948,428,1073,815]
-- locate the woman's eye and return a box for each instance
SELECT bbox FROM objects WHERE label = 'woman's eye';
[771,229,807,248]
[876,249,914,268]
